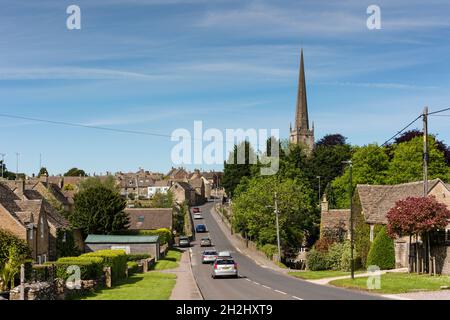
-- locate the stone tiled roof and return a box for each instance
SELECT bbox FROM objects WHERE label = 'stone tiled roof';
[154,180,171,187]
[14,199,42,226]
[356,179,443,224]
[189,178,204,189]
[173,181,194,191]
[125,208,173,230]
[24,189,69,229]
[321,209,350,231]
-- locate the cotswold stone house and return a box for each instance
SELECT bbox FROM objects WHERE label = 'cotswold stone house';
[170,181,196,206]
[321,179,450,273]
[125,208,173,231]
[0,181,49,263]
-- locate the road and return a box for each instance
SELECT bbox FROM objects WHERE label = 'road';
[189,201,384,300]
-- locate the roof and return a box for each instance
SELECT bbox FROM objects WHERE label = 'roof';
[356,179,445,224]
[172,181,194,191]
[189,177,204,189]
[24,189,69,229]
[321,209,350,231]
[125,208,173,230]
[85,234,159,244]
[154,180,171,187]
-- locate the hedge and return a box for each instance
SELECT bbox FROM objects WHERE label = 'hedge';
[259,244,278,260]
[127,261,140,275]
[81,250,128,281]
[126,253,151,262]
[366,226,395,270]
[52,256,104,281]
[0,228,31,266]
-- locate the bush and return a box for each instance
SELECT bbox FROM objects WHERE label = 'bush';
[326,242,345,271]
[306,248,328,271]
[259,244,278,260]
[127,261,140,275]
[366,226,395,270]
[0,229,31,266]
[52,256,104,281]
[126,254,151,262]
[81,250,128,281]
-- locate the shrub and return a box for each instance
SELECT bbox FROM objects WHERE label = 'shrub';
[126,253,151,262]
[127,261,140,275]
[52,256,104,281]
[81,250,128,281]
[0,229,31,266]
[326,242,345,271]
[306,248,328,271]
[339,241,360,272]
[259,244,278,260]
[366,226,395,270]
[314,237,334,253]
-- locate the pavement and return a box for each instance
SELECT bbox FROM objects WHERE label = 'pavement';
[160,249,203,300]
[188,201,385,300]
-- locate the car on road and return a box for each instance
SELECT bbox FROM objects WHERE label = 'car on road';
[218,251,231,258]
[179,236,190,247]
[200,237,212,247]
[211,257,238,278]
[192,207,201,213]
[202,250,218,264]
[195,224,207,233]
[193,213,203,220]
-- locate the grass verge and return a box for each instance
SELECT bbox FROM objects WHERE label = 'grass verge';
[288,270,364,280]
[330,273,450,294]
[151,249,182,271]
[78,272,176,300]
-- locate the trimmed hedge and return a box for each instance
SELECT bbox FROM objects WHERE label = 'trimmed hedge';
[81,250,128,281]
[127,261,140,275]
[52,256,104,281]
[126,253,151,262]
[366,226,395,270]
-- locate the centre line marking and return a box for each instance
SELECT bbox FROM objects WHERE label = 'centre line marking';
[262,285,271,289]
[292,296,303,300]
[253,281,260,285]
[274,290,287,295]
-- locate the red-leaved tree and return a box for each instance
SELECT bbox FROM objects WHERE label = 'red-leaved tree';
[387,196,450,273]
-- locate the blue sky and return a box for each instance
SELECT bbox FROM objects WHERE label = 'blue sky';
[1,0,449,175]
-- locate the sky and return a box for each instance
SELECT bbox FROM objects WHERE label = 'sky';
[0,0,449,176]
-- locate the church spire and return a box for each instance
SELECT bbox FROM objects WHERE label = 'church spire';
[295,48,309,131]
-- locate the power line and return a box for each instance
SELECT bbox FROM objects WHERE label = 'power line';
[428,107,450,115]
[381,114,422,147]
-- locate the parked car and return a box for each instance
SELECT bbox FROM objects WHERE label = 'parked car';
[192,207,201,213]
[202,250,218,264]
[193,213,203,220]
[179,236,190,247]
[200,237,212,247]
[195,224,207,233]
[211,257,238,278]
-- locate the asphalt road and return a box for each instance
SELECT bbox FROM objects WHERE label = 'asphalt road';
[189,201,384,300]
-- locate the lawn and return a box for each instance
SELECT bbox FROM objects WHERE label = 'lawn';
[150,249,182,271]
[330,273,450,294]
[288,270,364,280]
[78,272,176,300]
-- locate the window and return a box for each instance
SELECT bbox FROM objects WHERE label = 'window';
[138,215,145,223]
[43,254,47,263]
[29,227,33,240]
[40,217,44,238]
[37,255,42,265]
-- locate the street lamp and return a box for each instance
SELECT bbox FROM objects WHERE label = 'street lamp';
[342,160,354,280]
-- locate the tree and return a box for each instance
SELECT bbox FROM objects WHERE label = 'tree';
[386,136,450,184]
[366,226,395,270]
[222,141,258,197]
[38,167,49,177]
[64,167,87,177]
[79,175,118,192]
[0,160,16,180]
[331,144,390,208]
[316,134,347,147]
[150,191,174,208]
[231,176,316,256]
[70,185,128,236]
[387,196,450,273]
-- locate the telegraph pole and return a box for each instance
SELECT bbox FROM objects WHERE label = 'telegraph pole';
[274,192,281,263]
[423,106,429,197]
[342,160,354,279]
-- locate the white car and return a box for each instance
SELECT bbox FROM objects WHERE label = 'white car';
[218,251,232,258]
[193,213,203,219]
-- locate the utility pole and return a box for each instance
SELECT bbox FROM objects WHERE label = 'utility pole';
[343,160,354,279]
[274,192,281,263]
[0,153,5,179]
[423,106,430,274]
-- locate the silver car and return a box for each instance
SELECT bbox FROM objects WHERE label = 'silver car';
[179,236,190,247]
[202,250,218,264]
[200,237,212,247]
[211,258,238,278]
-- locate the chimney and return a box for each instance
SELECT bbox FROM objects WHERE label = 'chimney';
[321,194,329,213]
[16,179,26,200]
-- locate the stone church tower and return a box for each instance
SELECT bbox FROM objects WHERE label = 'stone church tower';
[289,49,315,152]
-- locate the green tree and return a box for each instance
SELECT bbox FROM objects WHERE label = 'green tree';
[0,160,16,180]
[38,167,49,177]
[366,226,395,270]
[79,175,118,192]
[70,185,128,236]
[331,144,390,208]
[222,141,258,197]
[386,136,450,184]
[232,176,316,255]
[150,191,174,208]
[64,167,87,177]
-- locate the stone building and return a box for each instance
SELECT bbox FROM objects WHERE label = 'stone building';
[170,181,196,206]
[125,208,173,231]
[289,49,314,153]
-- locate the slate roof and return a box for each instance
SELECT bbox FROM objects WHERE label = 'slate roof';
[85,234,159,244]
[356,179,445,224]
[125,208,173,230]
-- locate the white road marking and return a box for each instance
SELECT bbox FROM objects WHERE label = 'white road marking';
[236,248,242,253]
[262,285,271,289]
[245,278,251,282]
[253,281,260,285]
[292,296,303,300]
[274,289,287,295]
